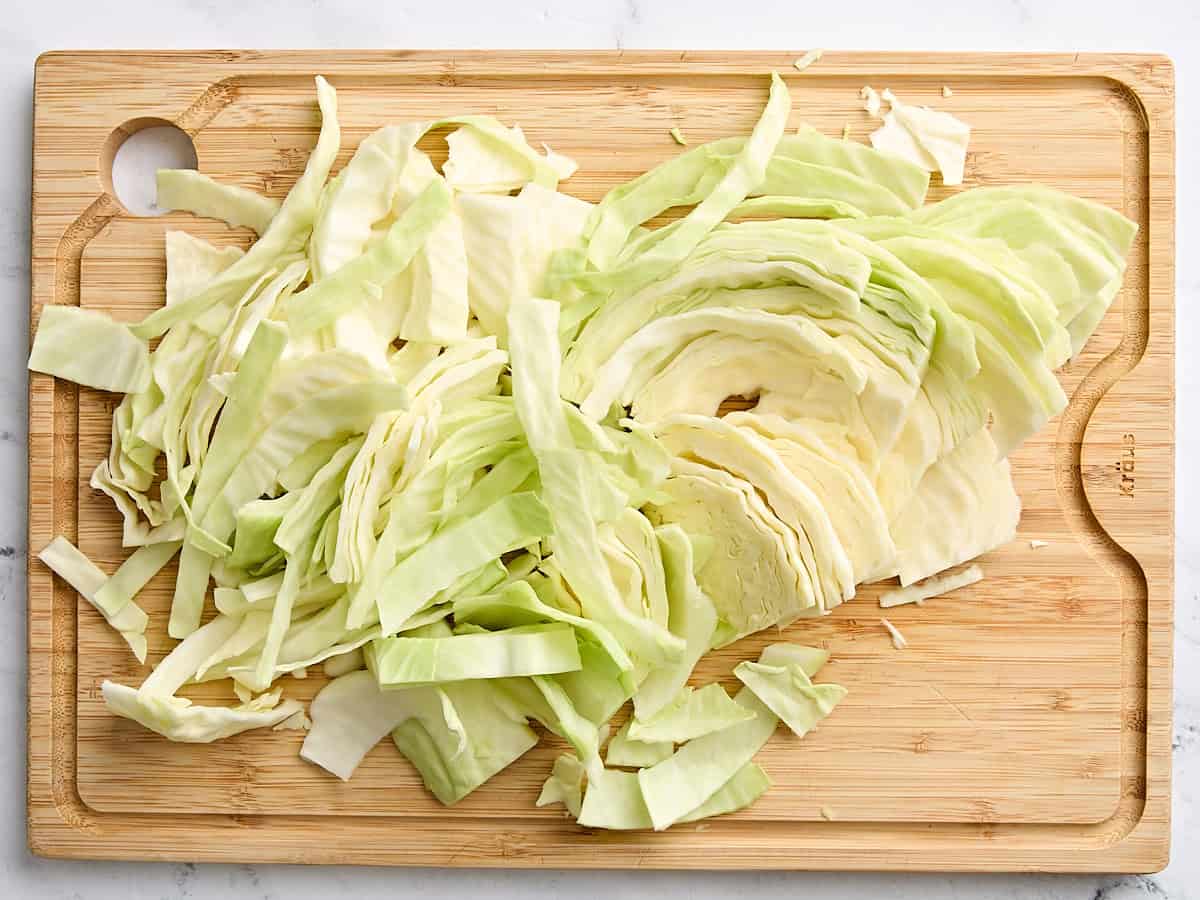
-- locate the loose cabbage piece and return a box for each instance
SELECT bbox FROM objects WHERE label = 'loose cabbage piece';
[92,540,181,618]
[392,680,539,805]
[758,642,829,676]
[440,115,577,192]
[552,637,636,724]
[577,758,770,830]
[537,753,586,816]
[577,767,653,830]
[443,123,576,193]
[301,670,459,780]
[103,613,305,740]
[627,684,754,743]
[502,674,605,781]
[28,306,151,394]
[606,721,673,767]
[880,563,983,608]
[636,688,778,831]
[734,660,846,737]
[372,623,583,685]
[571,73,789,284]
[778,125,930,210]
[169,320,292,637]
[102,682,302,742]
[310,122,428,278]
[37,537,149,663]
[868,89,971,187]
[677,762,771,822]
[156,169,280,234]
[29,70,1138,824]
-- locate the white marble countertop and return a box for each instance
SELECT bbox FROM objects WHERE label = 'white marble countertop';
[2,1,1196,896]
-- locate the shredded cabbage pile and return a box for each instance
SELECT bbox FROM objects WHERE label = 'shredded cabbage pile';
[29,73,1135,829]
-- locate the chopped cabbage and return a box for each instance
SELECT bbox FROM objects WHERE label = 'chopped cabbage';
[29,306,151,394]
[37,536,150,663]
[29,71,1134,829]
[627,684,754,743]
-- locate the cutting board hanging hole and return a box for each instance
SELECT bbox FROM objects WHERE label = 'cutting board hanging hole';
[99,117,197,216]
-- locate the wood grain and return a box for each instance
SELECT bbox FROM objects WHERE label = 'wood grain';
[28,50,1174,870]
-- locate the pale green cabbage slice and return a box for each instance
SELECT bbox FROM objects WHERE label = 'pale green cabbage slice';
[93,539,181,618]
[285,179,451,336]
[458,185,593,343]
[759,642,829,675]
[376,491,552,634]
[606,721,673,767]
[579,307,866,422]
[527,675,605,780]
[880,563,984,608]
[734,660,846,737]
[536,753,586,816]
[156,169,280,234]
[453,581,635,687]
[577,767,653,830]
[102,681,302,743]
[444,123,576,193]
[372,623,582,685]
[37,536,150,663]
[575,758,770,830]
[164,231,244,304]
[627,683,754,743]
[392,679,539,805]
[300,669,459,780]
[868,89,970,187]
[636,688,778,831]
[778,125,930,209]
[28,306,151,394]
[654,415,855,614]
[728,412,896,583]
[910,186,1136,355]
[572,74,791,301]
[310,122,428,279]
[677,762,771,822]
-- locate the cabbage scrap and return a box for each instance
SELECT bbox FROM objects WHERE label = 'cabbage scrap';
[37,536,150,663]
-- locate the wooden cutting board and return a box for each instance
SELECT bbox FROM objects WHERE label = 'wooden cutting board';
[28,50,1174,871]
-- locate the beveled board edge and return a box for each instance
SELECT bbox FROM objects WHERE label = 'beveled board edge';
[27,50,1175,870]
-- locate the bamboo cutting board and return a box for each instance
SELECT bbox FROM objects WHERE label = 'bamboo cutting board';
[28,50,1174,871]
